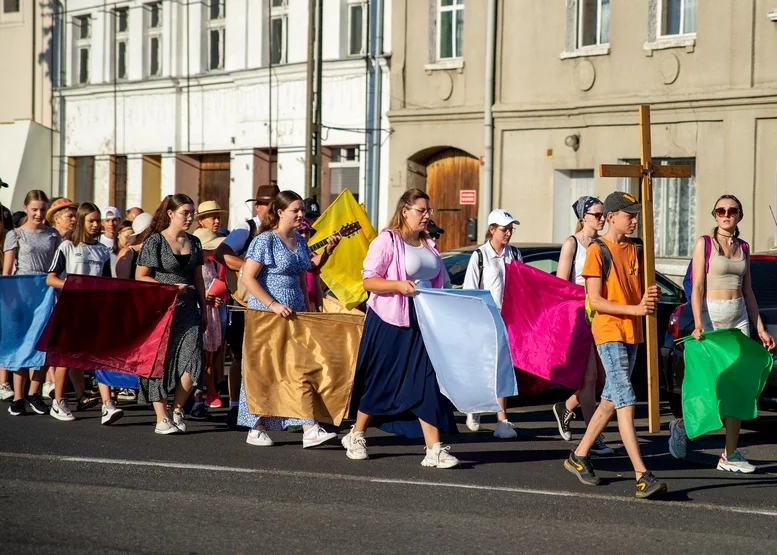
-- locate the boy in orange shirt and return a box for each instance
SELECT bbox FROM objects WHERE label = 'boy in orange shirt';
[563,192,667,499]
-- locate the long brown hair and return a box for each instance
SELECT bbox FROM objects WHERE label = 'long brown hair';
[150,194,195,234]
[711,194,744,252]
[258,190,303,234]
[112,220,133,255]
[23,190,50,207]
[72,202,101,247]
[386,188,430,240]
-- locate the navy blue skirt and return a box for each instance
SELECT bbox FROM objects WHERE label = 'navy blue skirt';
[349,300,457,439]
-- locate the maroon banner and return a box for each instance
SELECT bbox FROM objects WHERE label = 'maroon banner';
[36,276,178,378]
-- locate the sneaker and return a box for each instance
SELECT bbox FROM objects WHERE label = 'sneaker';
[246,428,274,447]
[117,388,137,401]
[49,399,75,422]
[155,418,180,435]
[552,402,576,441]
[717,450,756,474]
[173,409,186,432]
[76,395,100,412]
[591,434,615,456]
[563,451,600,486]
[42,381,55,399]
[465,413,481,432]
[668,419,687,460]
[341,427,369,460]
[302,424,337,448]
[0,383,13,401]
[25,393,48,415]
[635,471,668,499]
[8,399,27,416]
[421,443,460,469]
[101,401,124,425]
[226,405,239,430]
[494,420,518,439]
[205,390,223,409]
[189,403,209,421]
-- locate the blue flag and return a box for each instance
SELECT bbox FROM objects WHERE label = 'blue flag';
[0,275,55,370]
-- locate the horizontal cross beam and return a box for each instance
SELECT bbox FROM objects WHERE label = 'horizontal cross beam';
[599,164,692,179]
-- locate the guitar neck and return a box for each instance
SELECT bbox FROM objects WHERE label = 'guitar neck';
[309,235,336,252]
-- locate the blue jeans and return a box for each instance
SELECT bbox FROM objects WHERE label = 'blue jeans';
[596,342,638,409]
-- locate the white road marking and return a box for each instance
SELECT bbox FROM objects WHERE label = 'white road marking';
[1,451,776,517]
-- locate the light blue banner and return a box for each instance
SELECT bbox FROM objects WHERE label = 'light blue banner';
[0,275,55,371]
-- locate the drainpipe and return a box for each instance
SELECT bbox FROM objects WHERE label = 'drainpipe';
[479,0,497,235]
[368,0,384,229]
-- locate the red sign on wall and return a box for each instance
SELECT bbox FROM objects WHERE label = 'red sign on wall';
[459,190,477,205]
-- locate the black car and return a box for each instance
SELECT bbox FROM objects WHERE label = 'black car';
[661,253,777,418]
[441,243,686,398]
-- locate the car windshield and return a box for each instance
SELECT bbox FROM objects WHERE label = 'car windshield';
[749,259,777,308]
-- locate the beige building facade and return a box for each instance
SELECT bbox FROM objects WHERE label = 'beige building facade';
[388,0,777,274]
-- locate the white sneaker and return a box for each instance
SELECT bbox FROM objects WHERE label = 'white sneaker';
[155,418,180,435]
[246,428,274,447]
[341,427,369,460]
[0,383,13,401]
[302,424,337,448]
[49,399,75,422]
[101,401,124,425]
[466,413,481,432]
[172,409,186,433]
[42,381,55,399]
[421,443,460,469]
[494,420,518,439]
[717,450,756,473]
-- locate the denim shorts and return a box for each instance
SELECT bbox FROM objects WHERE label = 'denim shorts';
[596,342,639,409]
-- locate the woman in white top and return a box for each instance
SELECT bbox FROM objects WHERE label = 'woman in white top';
[553,196,613,455]
[462,209,522,439]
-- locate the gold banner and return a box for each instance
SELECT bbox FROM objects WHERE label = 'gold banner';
[242,309,364,425]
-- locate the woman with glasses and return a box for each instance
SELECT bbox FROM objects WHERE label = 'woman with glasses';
[135,194,208,435]
[551,196,613,455]
[667,194,775,473]
[461,209,522,439]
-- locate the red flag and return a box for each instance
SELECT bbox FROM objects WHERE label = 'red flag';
[36,276,178,378]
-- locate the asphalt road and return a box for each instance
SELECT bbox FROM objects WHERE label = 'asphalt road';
[1,396,776,555]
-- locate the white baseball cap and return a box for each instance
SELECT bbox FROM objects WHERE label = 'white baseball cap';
[487,209,520,227]
[129,212,153,238]
[102,205,121,221]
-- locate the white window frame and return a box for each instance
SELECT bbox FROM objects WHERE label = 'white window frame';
[269,0,288,65]
[74,14,92,85]
[436,0,464,61]
[145,1,163,77]
[329,147,361,201]
[576,0,609,49]
[347,0,367,58]
[207,0,226,71]
[644,0,696,52]
[658,0,696,38]
[560,0,610,59]
[0,0,23,26]
[114,7,129,81]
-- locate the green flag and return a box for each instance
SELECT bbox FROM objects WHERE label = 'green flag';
[682,328,773,440]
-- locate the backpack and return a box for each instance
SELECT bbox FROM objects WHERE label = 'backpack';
[585,237,644,322]
[681,235,749,306]
[475,245,520,289]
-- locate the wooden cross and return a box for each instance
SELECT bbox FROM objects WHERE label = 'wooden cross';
[599,105,692,434]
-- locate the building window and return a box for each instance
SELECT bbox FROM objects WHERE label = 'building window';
[145,2,163,76]
[659,0,696,37]
[348,1,367,57]
[330,147,361,202]
[74,15,91,85]
[577,0,609,48]
[437,0,463,60]
[207,1,226,71]
[270,0,287,65]
[114,8,129,81]
[3,0,20,13]
[114,155,128,215]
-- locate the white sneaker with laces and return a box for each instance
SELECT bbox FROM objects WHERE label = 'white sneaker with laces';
[717,450,756,473]
[302,424,337,448]
[49,399,75,422]
[246,428,274,447]
[101,401,124,425]
[668,419,687,459]
[155,418,180,435]
[0,382,13,401]
[466,413,481,432]
[341,427,369,460]
[42,381,55,399]
[421,443,460,469]
[494,420,518,439]
[172,409,186,432]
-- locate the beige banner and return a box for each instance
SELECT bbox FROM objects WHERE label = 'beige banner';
[242,309,364,425]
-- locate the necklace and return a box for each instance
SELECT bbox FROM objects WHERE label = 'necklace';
[581,231,598,241]
[717,230,734,238]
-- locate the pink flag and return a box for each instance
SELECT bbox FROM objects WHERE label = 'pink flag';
[501,261,592,389]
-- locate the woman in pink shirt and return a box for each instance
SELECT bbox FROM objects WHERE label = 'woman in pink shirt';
[340,189,459,469]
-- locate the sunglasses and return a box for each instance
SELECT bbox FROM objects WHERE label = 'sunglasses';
[586,212,605,220]
[714,207,739,218]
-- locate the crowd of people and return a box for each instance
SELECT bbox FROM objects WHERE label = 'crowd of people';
[1,184,773,499]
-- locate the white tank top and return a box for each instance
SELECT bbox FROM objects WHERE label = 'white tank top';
[572,237,587,286]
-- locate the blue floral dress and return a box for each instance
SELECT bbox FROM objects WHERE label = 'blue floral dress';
[237,230,314,430]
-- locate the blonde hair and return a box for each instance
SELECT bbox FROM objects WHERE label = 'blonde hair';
[23,190,50,207]
[386,188,430,240]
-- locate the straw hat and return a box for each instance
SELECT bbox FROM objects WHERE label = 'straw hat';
[194,227,225,250]
[46,198,78,225]
[197,200,227,219]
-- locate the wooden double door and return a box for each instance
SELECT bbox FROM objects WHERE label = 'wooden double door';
[199,154,231,214]
[425,148,480,253]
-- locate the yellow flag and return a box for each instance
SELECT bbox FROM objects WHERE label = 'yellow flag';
[309,190,377,309]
